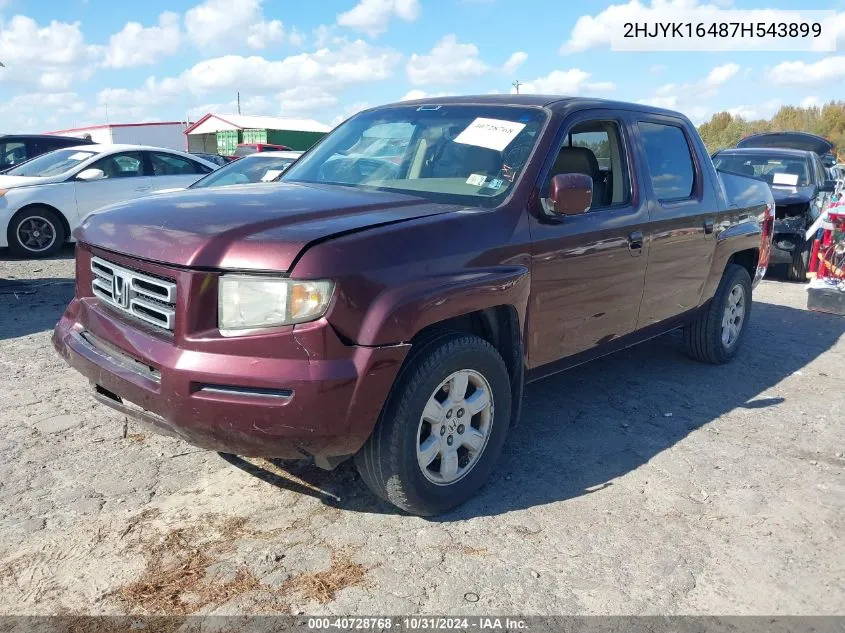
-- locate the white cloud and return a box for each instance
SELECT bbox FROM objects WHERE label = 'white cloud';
[182,40,401,94]
[185,0,284,51]
[800,96,820,108]
[0,15,99,89]
[705,62,739,86]
[639,62,740,116]
[102,38,402,120]
[288,27,306,48]
[502,51,527,74]
[331,102,370,127]
[407,34,489,85]
[724,99,780,121]
[514,69,615,96]
[276,86,339,115]
[768,56,845,87]
[103,12,181,69]
[561,0,838,53]
[337,0,421,36]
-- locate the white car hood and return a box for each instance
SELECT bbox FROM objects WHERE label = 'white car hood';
[0,174,65,189]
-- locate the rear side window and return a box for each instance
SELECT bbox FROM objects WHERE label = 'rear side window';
[150,152,209,176]
[638,122,695,201]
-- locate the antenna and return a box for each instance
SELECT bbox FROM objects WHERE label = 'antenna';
[512,80,522,94]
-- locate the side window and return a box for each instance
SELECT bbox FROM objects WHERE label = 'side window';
[638,122,695,201]
[89,152,144,179]
[814,156,827,185]
[545,120,630,211]
[0,141,28,168]
[150,152,208,176]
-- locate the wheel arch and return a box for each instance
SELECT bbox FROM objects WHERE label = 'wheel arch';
[408,305,525,428]
[11,202,71,244]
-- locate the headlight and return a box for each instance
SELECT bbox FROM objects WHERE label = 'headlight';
[218,276,334,334]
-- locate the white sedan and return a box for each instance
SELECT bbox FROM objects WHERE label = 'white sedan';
[0,144,217,257]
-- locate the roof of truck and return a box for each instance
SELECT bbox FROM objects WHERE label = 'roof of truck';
[381,94,690,118]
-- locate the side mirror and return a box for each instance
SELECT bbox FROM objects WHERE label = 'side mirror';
[549,173,592,216]
[77,168,105,182]
[820,179,836,193]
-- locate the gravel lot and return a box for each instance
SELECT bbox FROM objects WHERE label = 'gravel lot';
[1,247,843,616]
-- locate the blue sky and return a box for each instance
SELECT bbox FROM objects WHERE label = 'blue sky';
[1,0,844,132]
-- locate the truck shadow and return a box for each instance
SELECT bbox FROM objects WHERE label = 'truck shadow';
[0,278,75,340]
[225,300,845,518]
[0,245,76,340]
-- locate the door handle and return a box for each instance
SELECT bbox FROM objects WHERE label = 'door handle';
[628,230,644,256]
[704,218,714,234]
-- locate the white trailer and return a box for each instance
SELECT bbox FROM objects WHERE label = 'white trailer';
[44,122,190,151]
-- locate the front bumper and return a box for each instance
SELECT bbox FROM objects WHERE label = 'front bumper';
[53,296,409,458]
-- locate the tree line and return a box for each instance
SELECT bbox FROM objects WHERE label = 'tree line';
[697,101,845,158]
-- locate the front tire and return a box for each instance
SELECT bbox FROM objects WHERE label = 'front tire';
[8,206,66,258]
[355,332,512,516]
[683,264,752,364]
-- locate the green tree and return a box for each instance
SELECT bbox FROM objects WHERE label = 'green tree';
[698,101,845,159]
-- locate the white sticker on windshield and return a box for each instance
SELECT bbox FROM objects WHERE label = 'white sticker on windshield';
[772,173,799,186]
[69,152,94,161]
[261,169,283,182]
[466,173,487,186]
[486,178,504,190]
[454,118,526,152]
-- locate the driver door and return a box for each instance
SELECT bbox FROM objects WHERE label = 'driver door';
[73,151,151,221]
[527,112,649,369]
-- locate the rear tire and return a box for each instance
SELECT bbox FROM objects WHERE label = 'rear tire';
[683,264,752,365]
[355,332,511,516]
[8,206,66,258]
[787,238,811,283]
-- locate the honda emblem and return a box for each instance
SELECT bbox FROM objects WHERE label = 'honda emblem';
[112,273,130,308]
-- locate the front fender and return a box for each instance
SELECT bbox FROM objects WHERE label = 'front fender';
[354,265,531,347]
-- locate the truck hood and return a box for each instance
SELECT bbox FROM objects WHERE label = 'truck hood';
[76,182,459,271]
[771,185,815,206]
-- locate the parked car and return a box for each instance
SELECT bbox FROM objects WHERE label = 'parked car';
[53,96,772,515]
[190,152,232,167]
[832,163,845,199]
[0,134,95,172]
[713,143,836,281]
[231,143,292,158]
[0,144,216,257]
[157,151,303,193]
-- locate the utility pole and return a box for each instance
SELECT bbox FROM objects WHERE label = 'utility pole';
[237,92,241,115]
[512,80,522,94]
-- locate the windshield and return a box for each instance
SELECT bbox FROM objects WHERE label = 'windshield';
[190,155,298,189]
[713,153,811,187]
[282,105,547,207]
[5,148,97,177]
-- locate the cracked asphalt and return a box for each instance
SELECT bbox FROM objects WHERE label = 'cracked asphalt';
[1,247,843,615]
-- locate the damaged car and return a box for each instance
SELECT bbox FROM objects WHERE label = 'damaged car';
[714,134,836,281]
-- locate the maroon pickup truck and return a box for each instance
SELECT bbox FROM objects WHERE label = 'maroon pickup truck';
[53,96,773,516]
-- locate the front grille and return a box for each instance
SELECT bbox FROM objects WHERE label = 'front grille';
[91,256,177,331]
